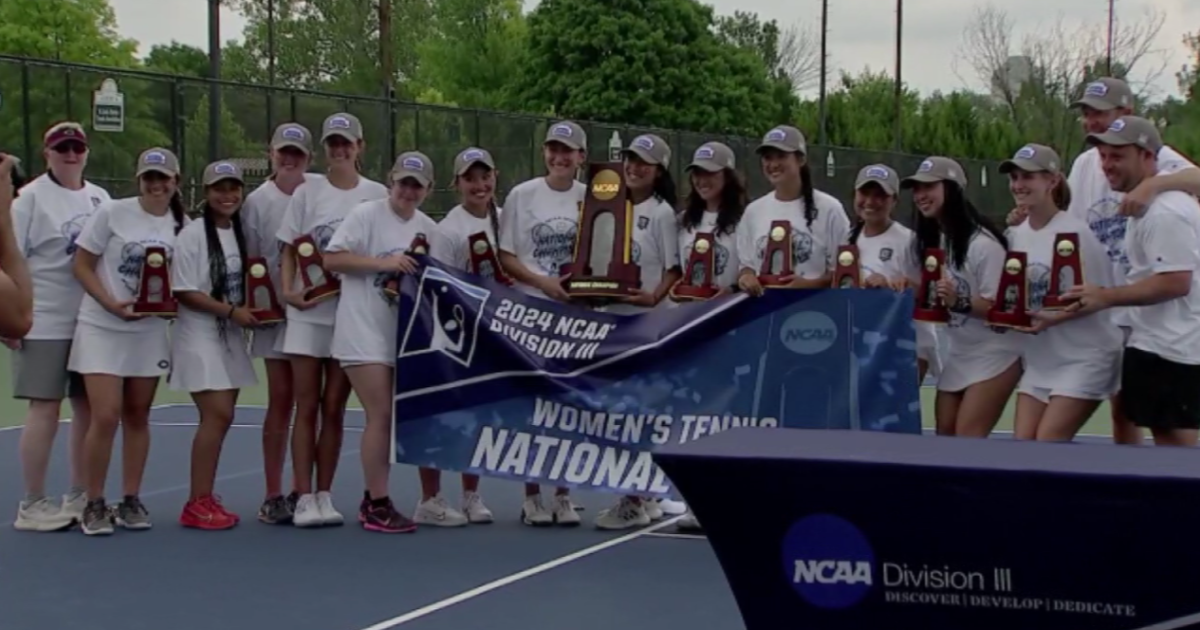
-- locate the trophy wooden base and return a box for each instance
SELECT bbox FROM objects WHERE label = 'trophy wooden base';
[986,310,1032,328]
[249,307,285,325]
[758,274,793,288]
[563,277,640,298]
[133,298,178,318]
[914,307,951,324]
[669,283,720,302]
[1039,295,1072,311]
[303,284,340,303]
[382,277,399,298]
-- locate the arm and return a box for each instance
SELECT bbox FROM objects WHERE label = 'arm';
[1141,168,1200,200]
[322,207,403,276]
[1098,272,1191,307]
[1069,210,1198,312]
[323,252,389,275]
[0,157,33,337]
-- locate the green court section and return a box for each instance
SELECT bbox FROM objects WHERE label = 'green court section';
[0,348,1117,436]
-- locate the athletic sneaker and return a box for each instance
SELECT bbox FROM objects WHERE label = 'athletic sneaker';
[521,494,553,526]
[594,497,650,530]
[80,499,114,536]
[359,494,417,533]
[115,496,152,530]
[414,496,468,527]
[462,491,494,524]
[553,494,581,527]
[292,493,323,527]
[61,488,87,523]
[643,497,664,521]
[657,497,688,516]
[257,495,293,524]
[13,496,75,532]
[180,495,238,530]
[315,491,343,526]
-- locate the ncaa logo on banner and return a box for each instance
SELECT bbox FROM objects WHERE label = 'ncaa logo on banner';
[782,513,875,609]
[779,311,838,354]
[397,267,491,368]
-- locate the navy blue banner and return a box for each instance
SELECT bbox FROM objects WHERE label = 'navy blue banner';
[392,258,922,495]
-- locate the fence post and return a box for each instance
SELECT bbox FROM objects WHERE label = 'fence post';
[20,61,32,166]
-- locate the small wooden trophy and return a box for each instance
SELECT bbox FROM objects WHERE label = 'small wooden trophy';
[468,232,512,286]
[758,220,793,287]
[986,251,1033,328]
[670,232,720,301]
[833,245,861,288]
[384,233,430,298]
[1041,233,1081,310]
[132,246,178,317]
[913,248,951,324]
[293,234,339,303]
[245,257,284,324]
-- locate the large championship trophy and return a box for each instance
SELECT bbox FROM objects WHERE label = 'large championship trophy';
[132,246,178,317]
[562,162,641,300]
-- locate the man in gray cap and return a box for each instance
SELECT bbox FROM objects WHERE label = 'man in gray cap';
[1063,115,1200,448]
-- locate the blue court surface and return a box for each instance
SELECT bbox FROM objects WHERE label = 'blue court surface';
[0,404,1122,630]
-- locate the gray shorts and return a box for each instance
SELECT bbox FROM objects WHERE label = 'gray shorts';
[11,339,86,401]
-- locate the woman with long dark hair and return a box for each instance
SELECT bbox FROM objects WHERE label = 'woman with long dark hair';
[9,122,110,531]
[275,113,387,528]
[736,125,851,296]
[170,161,262,529]
[1000,144,1122,441]
[902,156,1020,438]
[69,147,189,535]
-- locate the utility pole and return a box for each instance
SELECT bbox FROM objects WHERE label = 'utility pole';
[893,0,903,152]
[267,0,276,131]
[208,0,221,162]
[1106,0,1115,76]
[817,0,829,145]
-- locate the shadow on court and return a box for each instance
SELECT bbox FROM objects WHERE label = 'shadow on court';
[0,405,740,630]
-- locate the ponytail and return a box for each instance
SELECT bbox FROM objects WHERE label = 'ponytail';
[799,162,816,229]
[488,199,501,245]
[848,219,865,245]
[202,201,249,346]
[1051,175,1072,211]
[169,191,186,234]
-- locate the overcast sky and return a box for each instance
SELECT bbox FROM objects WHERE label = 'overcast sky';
[108,0,1197,100]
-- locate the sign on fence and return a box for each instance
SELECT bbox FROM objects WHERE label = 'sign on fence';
[92,78,124,133]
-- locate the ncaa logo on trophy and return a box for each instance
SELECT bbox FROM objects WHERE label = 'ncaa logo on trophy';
[397,267,490,368]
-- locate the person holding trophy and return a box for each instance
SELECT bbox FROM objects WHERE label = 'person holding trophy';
[324,151,440,533]
[735,125,851,296]
[419,146,510,527]
[169,161,262,530]
[591,133,685,531]
[672,141,747,303]
[902,156,1018,439]
[69,147,189,535]
[846,164,941,385]
[497,120,587,528]
[241,122,321,525]
[275,112,387,528]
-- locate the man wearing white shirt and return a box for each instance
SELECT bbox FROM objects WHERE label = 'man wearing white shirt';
[1065,116,1200,448]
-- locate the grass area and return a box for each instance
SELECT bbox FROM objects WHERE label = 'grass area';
[0,348,1116,436]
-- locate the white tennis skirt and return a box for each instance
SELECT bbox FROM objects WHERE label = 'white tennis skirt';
[68,321,171,379]
[168,330,258,393]
[937,347,1021,393]
[278,320,334,359]
[251,323,287,360]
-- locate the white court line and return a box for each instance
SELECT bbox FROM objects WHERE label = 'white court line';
[644,531,706,541]
[355,516,685,630]
[0,403,180,433]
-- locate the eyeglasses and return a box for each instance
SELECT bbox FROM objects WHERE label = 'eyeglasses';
[51,142,87,155]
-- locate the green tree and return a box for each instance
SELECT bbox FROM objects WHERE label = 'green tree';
[510,0,786,138]
[144,42,209,77]
[412,0,527,109]
[1164,32,1200,158]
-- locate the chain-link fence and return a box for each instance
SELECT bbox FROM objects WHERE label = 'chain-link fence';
[0,54,1015,222]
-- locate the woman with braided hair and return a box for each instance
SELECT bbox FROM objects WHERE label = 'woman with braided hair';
[169,161,261,530]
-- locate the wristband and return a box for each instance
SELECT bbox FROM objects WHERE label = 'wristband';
[227,304,236,318]
[950,295,972,314]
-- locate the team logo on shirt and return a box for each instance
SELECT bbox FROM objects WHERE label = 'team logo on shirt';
[1027,262,1051,311]
[224,254,245,304]
[118,240,173,295]
[1086,198,1130,273]
[637,216,650,230]
[879,247,893,262]
[312,219,344,251]
[530,218,577,275]
[60,214,89,255]
[945,268,971,328]
[90,196,102,208]
[397,266,490,368]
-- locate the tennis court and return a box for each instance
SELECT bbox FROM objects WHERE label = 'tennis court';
[0,351,1124,630]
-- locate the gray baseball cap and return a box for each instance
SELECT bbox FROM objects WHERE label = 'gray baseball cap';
[272,123,313,154]
[756,125,807,155]
[687,142,736,172]
[1085,115,1163,153]
[855,164,900,195]
[544,120,586,150]
[454,147,495,176]
[203,160,244,186]
[999,144,1062,174]
[1072,77,1134,111]
[623,133,671,168]
[901,156,968,189]
[391,151,434,187]
[136,147,180,178]
[321,112,363,142]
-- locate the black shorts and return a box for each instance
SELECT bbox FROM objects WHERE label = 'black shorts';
[1121,346,1200,430]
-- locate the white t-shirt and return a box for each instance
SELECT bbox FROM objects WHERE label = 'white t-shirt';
[430,204,503,278]
[1122,192,1200,365]
[1067,146,1196,326]
[242,174,325,298]
[603,197,680,315]
[170,219,246,342]
[498,177,586,299]
[677,210,740,291]
[74,197,185,333]
[941,229,1010,350]
[736,189,852,280]
[12,174,111,339]
[326,200,439,364]
[1005,211,1123,377]
[275,175,388,326]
